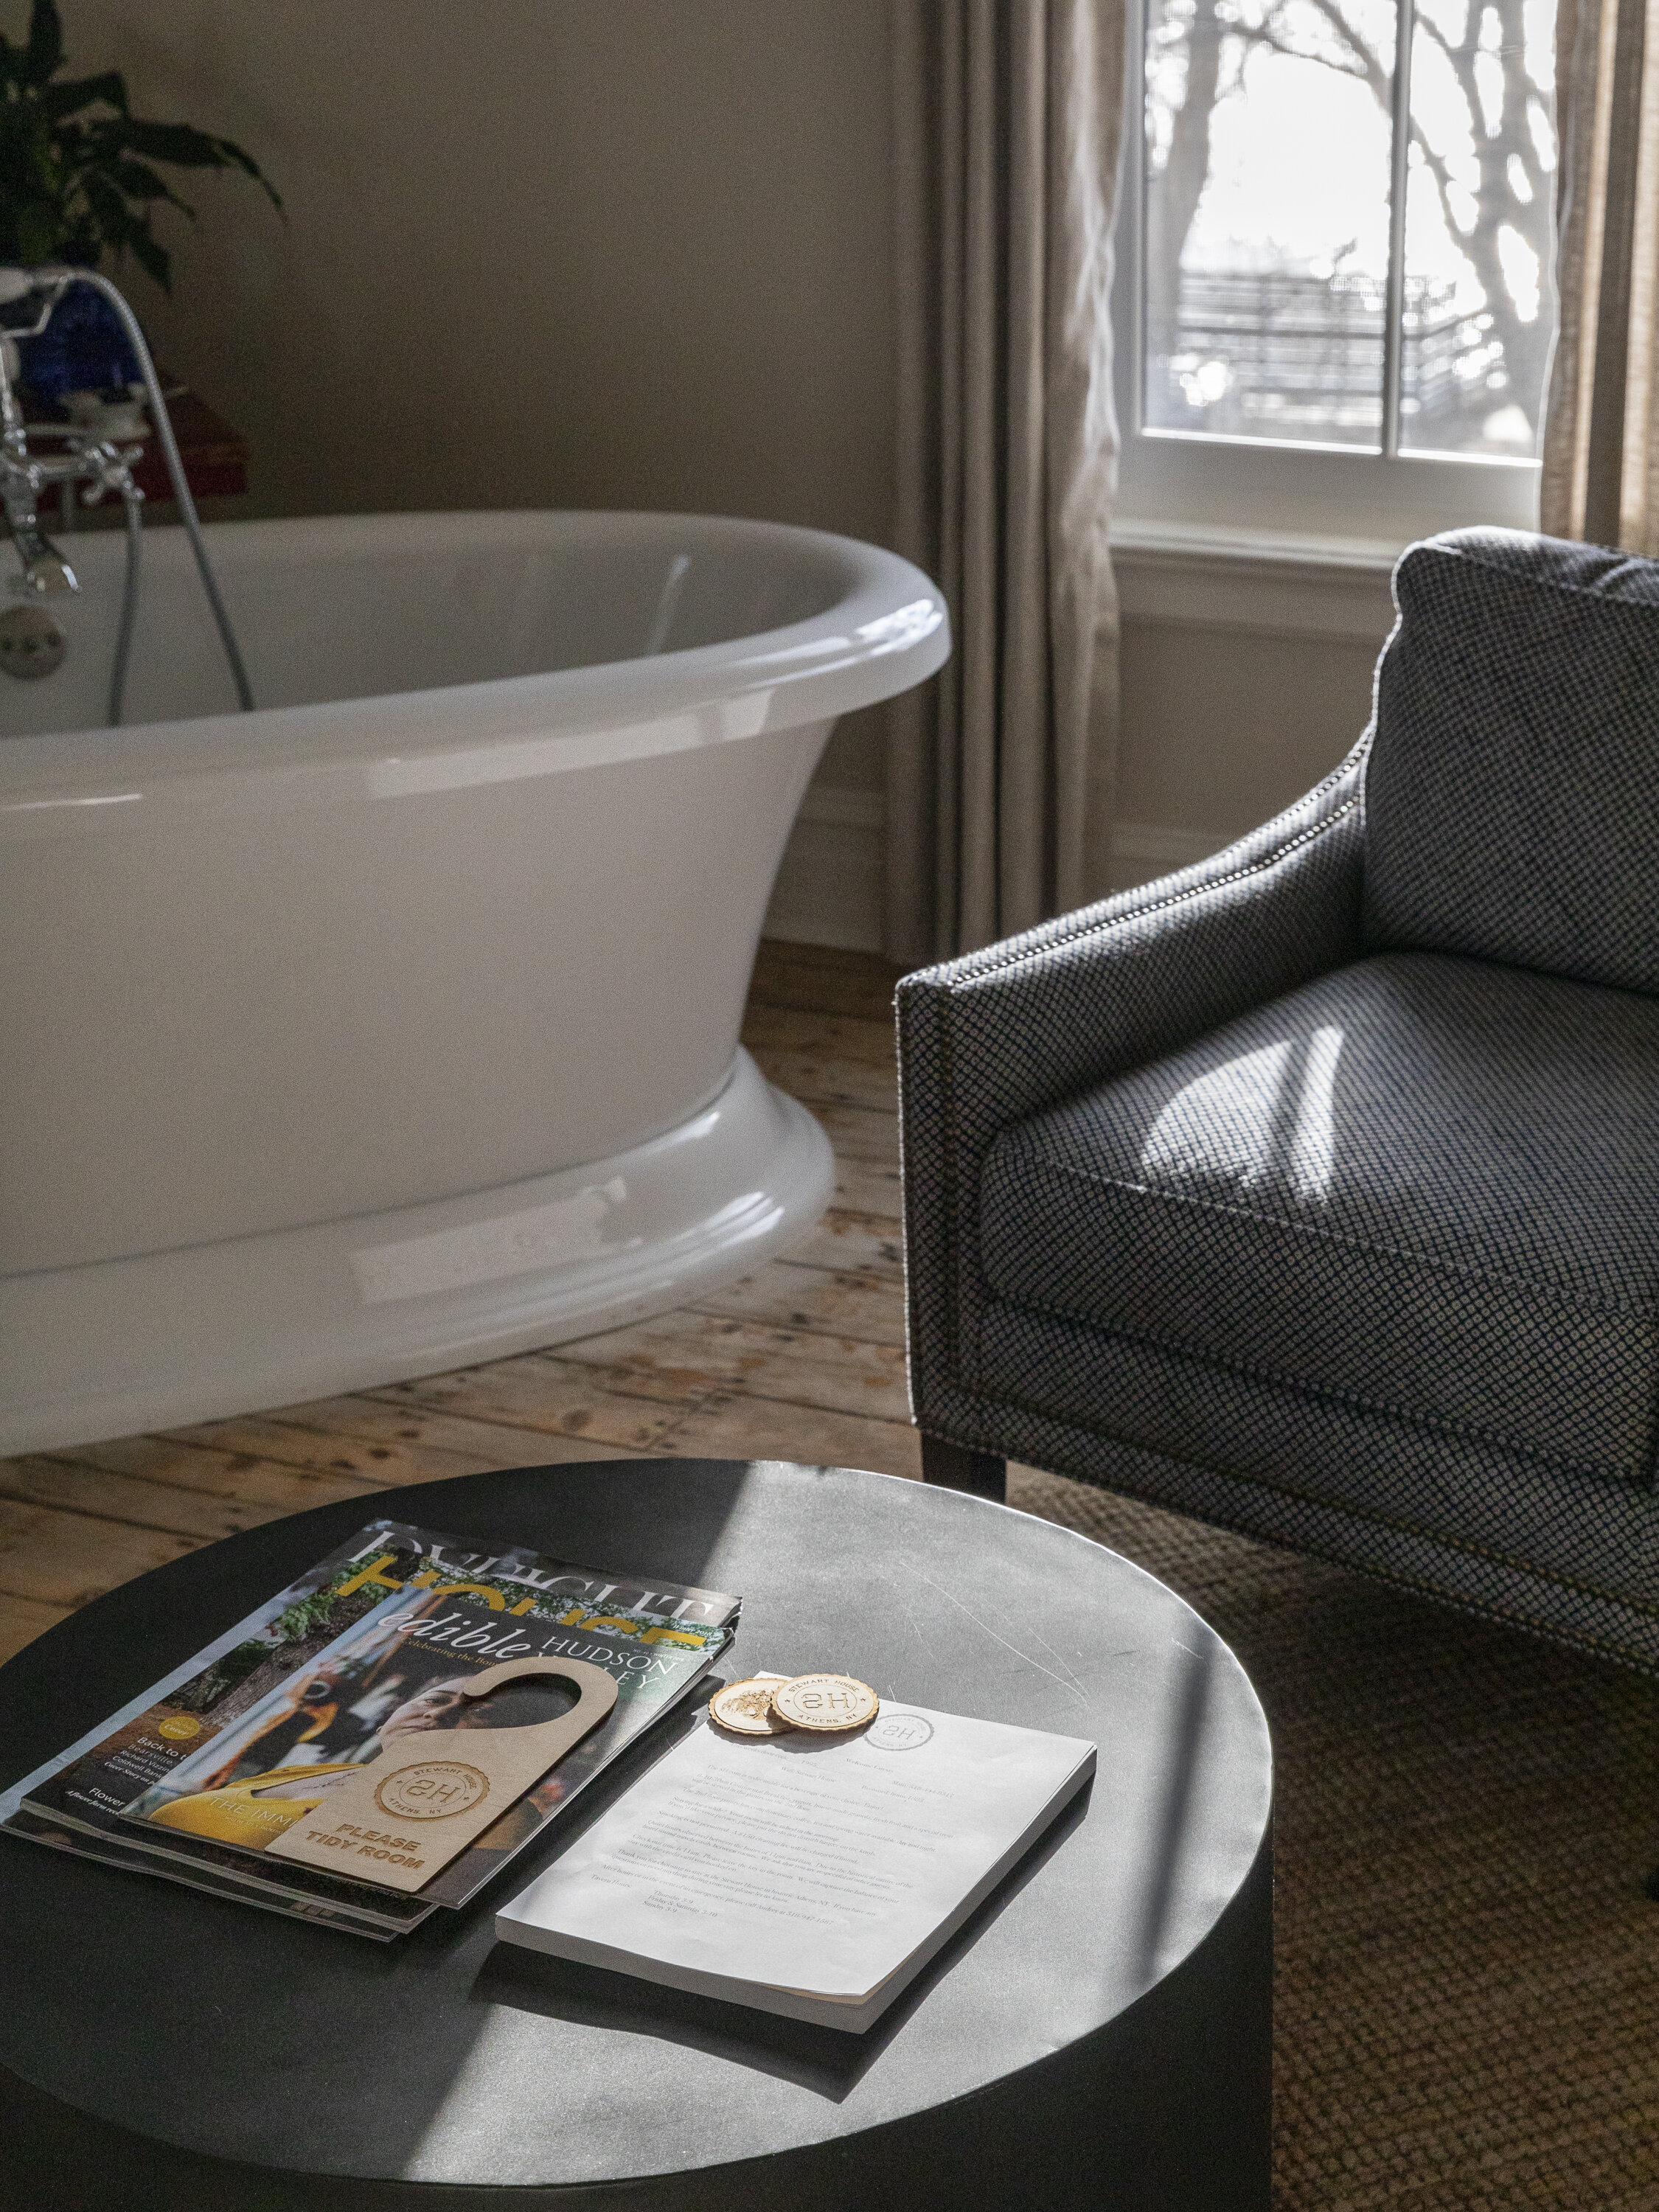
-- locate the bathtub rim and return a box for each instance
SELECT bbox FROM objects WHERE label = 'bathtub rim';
[0,509,950,807]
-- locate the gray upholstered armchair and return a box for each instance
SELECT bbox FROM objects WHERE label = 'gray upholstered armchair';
[897,528,1659,1674]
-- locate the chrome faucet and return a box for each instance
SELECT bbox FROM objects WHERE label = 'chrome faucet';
[0,265,255,715]
[0,269,145,597]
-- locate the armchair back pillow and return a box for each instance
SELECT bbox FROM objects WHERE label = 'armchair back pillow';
[1363,530,1659,995]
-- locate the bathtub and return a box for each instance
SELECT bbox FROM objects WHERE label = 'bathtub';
[0,510,948,1452]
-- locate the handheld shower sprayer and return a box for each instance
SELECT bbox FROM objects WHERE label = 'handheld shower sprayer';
[0,266,254,720]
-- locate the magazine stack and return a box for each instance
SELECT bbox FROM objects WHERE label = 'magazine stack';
[0,1518,740,1938]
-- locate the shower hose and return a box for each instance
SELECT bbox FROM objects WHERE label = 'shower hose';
[24,269,255,726]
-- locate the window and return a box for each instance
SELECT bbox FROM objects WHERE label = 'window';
[1116,0,1557,540]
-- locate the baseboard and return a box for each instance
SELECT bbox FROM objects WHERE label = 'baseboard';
[766,787,1227,952]
[764,784,886,953]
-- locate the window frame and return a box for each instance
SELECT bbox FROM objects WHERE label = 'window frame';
[1113,0,1548,544]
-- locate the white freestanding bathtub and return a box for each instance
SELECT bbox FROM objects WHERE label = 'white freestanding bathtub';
[0,510,948,1453]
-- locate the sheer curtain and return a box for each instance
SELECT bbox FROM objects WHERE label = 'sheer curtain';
[1543,0,1659,550]
[887,0,1127,966]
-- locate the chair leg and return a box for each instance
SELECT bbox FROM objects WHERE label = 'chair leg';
[919,1433,1006,1503]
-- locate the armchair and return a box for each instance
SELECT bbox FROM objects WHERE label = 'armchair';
[897,528,1659,1673]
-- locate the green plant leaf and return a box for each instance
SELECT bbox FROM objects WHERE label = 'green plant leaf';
[122,219,168,289]
[0,4,279,288]
[114,119,234,167]
[39,70,128,122]
[74,170,167,288]
[21,0,63,90]
[111,156,192,218]
[112,118,280,208]
[14,200,61,263]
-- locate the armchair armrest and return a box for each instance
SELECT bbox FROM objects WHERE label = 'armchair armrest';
[896,745,1368,1436]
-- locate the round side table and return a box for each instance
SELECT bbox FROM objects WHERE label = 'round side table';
[0,1458,1273,2211]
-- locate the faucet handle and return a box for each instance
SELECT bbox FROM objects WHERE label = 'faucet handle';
[77,439,144,510]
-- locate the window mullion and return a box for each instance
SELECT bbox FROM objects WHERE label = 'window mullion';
[1381,0,1416,458]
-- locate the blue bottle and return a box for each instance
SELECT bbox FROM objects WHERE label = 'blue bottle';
[16,278,142,412]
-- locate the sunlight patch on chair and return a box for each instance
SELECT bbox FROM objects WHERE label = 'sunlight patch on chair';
[1141,1026,1344,1202]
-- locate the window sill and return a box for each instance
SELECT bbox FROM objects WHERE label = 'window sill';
[1111,518,1402,641]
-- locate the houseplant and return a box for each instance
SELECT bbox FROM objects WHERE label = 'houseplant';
[0,0,279,402]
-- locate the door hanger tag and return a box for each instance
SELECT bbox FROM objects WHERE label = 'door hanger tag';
[266,1656,618,1893]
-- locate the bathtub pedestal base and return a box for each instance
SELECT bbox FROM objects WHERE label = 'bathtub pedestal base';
[0,1050,833,1455]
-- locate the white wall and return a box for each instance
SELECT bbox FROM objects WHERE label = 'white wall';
[1119,630,1376,840]
[1109,535,1398,889]
[71,0,895,790]
[61,1,1394,949]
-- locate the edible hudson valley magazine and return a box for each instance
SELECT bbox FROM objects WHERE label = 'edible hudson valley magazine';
[1,1520,738,1936]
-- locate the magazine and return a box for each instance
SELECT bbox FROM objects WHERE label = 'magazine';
[1,1517,740,1938]
[2,1803,405,1936]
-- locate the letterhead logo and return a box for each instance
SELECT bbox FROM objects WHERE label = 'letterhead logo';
[863,1711,933,1751]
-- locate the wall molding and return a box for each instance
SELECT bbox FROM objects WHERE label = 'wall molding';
[1112,518,1400,643]
[765,787,1228,952]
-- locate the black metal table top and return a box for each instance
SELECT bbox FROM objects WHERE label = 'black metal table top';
[0,1457,1272,2209]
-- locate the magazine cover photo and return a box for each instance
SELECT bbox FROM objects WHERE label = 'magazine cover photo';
[120,1558,735,1905]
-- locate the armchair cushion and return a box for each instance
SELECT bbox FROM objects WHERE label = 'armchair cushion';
[981,950,1659,1483]
[1363,530,1659,995]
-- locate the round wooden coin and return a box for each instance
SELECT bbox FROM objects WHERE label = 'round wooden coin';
[769,1672,879,1732]
[708,1677,795,1736]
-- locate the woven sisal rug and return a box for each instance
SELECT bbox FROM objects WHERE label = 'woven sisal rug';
[1007,1465,1659,2211]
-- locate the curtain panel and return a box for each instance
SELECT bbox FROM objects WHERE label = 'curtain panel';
[1543,0,1659,550]
[888,0,1127,966]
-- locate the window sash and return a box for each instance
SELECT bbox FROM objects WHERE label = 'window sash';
[1116,0,1547,538]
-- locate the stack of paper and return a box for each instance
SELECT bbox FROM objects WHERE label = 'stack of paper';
[497,1695,1095,2031]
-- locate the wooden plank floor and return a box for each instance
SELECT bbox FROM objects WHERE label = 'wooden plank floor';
[0,942,915,1663]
